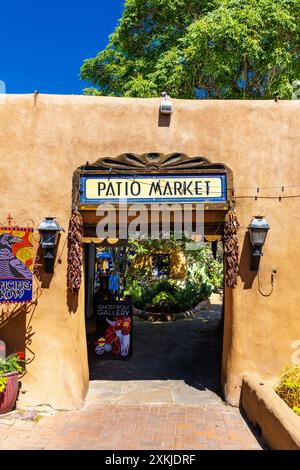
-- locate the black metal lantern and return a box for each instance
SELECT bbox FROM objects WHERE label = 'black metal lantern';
[38,217,62,273]
[248,216,270,271]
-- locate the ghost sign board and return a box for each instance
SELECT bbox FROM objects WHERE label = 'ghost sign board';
[95,301,133,359]
[0,227,34,303]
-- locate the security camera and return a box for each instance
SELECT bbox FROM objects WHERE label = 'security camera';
[160,92,173,115]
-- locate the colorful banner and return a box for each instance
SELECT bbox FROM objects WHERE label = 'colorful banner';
[95,301,133,359]
[0,227,34,303]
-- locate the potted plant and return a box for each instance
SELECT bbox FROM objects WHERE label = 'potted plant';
[0,352,25,414]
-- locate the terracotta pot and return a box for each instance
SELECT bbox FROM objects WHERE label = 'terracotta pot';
[0,372,19,414]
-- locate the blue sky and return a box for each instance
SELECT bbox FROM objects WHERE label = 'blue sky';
[0,1,124,94]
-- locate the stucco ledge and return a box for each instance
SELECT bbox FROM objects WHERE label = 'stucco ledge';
[240,372,300,450]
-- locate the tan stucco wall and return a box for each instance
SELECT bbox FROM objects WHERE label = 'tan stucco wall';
[241,373,300,450]
[169,251,187,280]
[0,94,300,408]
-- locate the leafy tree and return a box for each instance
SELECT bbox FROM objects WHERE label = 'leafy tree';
[81,0,300,99]
[179,0,300,99]
[81,0,208,97]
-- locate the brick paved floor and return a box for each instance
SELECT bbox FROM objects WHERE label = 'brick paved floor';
[0,402,263,450]
[0,296,264,450]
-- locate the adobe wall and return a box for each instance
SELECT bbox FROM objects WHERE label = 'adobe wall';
[0,94,299,408]
[133,249,187,280]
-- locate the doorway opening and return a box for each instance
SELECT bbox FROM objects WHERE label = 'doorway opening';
[74,151,232,405]
[84,236,225,405]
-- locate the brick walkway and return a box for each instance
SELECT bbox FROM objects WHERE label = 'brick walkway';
[0,402,262,450]
[0,298,264,450]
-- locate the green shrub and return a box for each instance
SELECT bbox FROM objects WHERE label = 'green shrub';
[147,279,177,297]
[172,269,213,313]
[124,239,222,313]
[126,272,213,313]
[293,407,300,416]
[188,244,224,292]
[172,281,198,312]
[275,365,300,416]
[0,353,25,394]
[152,291,176,308]
[0,353,24,375]
[207,259,224,291]
[123,279,144,307]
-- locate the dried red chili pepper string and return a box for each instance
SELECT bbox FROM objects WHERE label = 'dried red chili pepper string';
[67,208,83,294]
[224,204,240,289]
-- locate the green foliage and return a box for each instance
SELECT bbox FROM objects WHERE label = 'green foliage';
[81,0,300,99]
[128,236,182,255]
[0,354,24,375]
[0,353,24,394]
[207,260,224,291]
[145,278,178,297]
[124,278,144,306]
[276,365,300,416]
[293,407,300,416]
[152,291,176,308]
[188,243,224,291]
[124,278,177,309]
[125,263,214,313]
[173,279,212,312]
[124,239,222,312]
[0,376,7,394]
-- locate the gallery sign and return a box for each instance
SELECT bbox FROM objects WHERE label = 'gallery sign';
[80,174,227,204]
[95,300,133,359]
[0,227,34,303]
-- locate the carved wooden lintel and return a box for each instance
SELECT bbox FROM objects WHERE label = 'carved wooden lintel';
[72,152,233,208]
[79,152,229,174]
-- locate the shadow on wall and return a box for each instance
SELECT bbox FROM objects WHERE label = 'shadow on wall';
[67,290,79,314]
[0,299,37,368]
[35,234,80,313]
[239,232,257,289]
[158,110,171,127]
[36,229,79,314]
[35,236,64,289]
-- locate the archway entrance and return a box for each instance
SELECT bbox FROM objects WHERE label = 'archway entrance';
[73,153,233,404]
[84,241,224,405]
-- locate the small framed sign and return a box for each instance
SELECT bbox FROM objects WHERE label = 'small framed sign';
[95,300,133,359]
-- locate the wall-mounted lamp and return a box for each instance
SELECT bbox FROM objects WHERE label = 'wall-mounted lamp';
[248,216,270,271]
[160,91,173,114]
[38,217,62,273]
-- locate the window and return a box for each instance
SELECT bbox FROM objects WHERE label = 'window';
[151,254,170,279]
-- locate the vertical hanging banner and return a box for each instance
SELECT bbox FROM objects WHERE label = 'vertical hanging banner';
[95,300,133,359]
[0,227,34,303]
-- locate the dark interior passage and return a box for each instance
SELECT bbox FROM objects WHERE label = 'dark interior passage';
[86,294,223,404]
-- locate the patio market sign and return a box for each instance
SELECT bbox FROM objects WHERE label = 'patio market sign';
[80,174,227,205]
